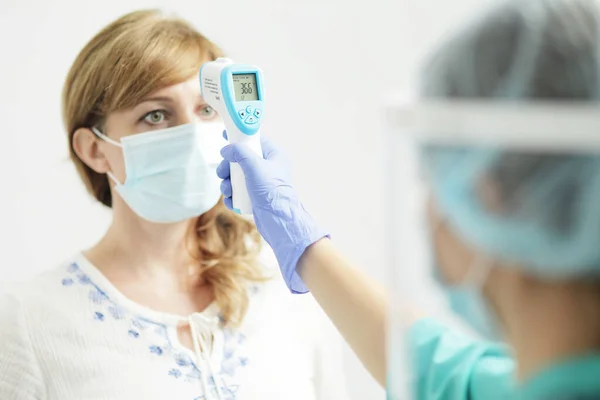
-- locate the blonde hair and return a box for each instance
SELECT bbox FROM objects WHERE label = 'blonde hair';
[62,9,266,326]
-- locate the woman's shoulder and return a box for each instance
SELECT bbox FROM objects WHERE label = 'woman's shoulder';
[0,255,84,321]
[0,287,46,397]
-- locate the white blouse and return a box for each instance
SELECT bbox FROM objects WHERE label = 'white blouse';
[0,251,349,400]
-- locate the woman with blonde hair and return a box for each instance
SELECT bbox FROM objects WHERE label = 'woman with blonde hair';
[0,9,347,400]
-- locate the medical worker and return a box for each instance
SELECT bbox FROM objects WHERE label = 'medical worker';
[0,9,348,400]
[218,0,600,398]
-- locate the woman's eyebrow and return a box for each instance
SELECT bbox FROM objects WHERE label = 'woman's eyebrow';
[139,96,174,104]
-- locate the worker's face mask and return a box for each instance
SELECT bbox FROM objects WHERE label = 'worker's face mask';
[92,122,227,223]
[433,258,501,340]
[427,212,502,340]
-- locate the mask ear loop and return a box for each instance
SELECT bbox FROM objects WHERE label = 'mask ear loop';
[424,149,494,289]
[91,126,123,185]
[430,202,493,289]
[462,256,493,289]
[91,126,122,147]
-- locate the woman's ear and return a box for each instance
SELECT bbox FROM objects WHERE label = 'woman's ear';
[72,128,110,174]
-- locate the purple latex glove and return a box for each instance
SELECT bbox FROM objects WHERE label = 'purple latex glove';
[216,135,328,294]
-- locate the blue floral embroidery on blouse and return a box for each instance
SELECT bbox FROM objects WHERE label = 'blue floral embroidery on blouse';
[131,318,148,330]
[62,262,249,398]
[169,368,182,378]
[149,345,163,356]
[175,353,194,367]
[89,290,106,304]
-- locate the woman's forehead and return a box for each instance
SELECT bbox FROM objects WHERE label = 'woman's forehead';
[145,78,202,99]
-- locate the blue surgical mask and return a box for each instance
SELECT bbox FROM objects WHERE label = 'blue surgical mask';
[427,213,502,340]
[92,122,227,223]
[433,264,501,340]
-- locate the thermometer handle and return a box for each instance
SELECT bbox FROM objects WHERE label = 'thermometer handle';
[228,131,262,215]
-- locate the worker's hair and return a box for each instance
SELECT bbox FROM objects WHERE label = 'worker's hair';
[62,9,267,326]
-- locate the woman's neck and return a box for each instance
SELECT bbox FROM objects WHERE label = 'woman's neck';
[85,201,198,285]
[500,277,600,382]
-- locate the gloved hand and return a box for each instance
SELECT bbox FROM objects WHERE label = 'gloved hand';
[216,135,328,294]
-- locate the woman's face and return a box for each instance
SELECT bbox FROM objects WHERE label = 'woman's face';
[102,78,221,183]
[74,77,221,185]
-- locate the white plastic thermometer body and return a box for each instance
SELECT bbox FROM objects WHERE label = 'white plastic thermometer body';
[200,58,264,215]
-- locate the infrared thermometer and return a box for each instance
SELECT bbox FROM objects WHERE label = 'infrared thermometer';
[200,58,264,215]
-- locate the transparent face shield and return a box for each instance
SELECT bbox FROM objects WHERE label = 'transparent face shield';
[385,100,600,399]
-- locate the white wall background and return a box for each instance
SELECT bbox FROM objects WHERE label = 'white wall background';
[0,0,496,398]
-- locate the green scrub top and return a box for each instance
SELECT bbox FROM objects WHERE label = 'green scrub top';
[400,318,600,400]
[518,354,600,400]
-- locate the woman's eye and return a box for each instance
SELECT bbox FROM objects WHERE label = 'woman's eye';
[199,105,216,119]
[143,110,167,124]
